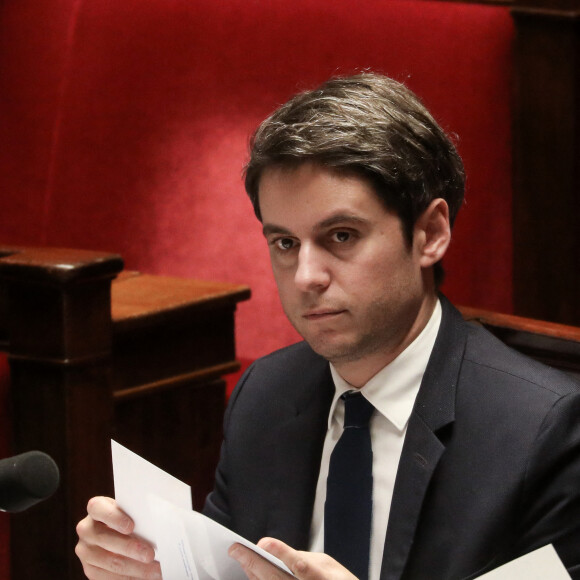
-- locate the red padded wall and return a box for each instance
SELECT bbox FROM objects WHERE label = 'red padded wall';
[0,1,513,575]
[0,2,513,353]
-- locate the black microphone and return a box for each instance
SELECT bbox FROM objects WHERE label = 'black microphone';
[0,451,60,512]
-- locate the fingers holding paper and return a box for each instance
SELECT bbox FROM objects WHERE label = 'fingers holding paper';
[75,496,162,579]
[229,537,358,580]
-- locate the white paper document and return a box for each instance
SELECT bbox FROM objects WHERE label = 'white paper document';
[475,544,571,579]
[112,440,193,546]
[111,440,295,580]
[112,441,570,580]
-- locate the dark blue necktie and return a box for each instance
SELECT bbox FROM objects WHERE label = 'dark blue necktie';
[324,391,374,580]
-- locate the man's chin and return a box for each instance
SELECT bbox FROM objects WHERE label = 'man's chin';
[304,331,390,366]
[292,324,365,361]
[306,338,360,363]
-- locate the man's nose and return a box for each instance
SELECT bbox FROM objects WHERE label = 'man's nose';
[294,244,330,292]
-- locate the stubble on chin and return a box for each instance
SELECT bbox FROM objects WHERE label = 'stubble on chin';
[301,329,385,365]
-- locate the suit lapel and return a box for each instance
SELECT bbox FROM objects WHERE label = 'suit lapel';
[264,354,335,549]
[380,417,445,580]
[381,296,468,580]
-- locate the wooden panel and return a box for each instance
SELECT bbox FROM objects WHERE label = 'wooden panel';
[511,1,580,324]
[110,272,250,510]
[0,247,123,578]
[0,247,250,579]
[114,377,226,509]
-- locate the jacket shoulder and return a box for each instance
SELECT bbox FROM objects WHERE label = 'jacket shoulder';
[227,341,333,420]
[463,322,580,398]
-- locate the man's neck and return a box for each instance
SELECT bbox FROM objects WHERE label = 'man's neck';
[333,294,439,388]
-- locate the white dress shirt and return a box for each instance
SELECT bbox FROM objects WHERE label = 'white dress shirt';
[309,300,442,580]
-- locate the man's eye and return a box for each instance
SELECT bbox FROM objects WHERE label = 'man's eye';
[275,238,295,250]
[332,231,351,243]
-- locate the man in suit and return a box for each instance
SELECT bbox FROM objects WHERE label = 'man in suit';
[75,73,580,580]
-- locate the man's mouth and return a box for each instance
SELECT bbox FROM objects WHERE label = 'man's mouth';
[303,309,347,320]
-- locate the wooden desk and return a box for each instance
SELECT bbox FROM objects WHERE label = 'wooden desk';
[0,247,250,579]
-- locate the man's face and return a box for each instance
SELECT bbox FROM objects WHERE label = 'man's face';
[259,163,433,370]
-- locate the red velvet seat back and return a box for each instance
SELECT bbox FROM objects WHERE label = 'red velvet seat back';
[0,2,513,574]
[0,0,513,363]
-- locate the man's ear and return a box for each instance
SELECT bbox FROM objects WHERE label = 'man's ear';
[414,198,451,267]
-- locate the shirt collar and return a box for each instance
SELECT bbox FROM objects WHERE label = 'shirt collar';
[328,299,442,432]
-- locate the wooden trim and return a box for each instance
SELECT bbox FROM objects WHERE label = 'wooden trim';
[427,0,514,6]
[459,305,580,374]
[111,273,251,328]
[113,360,240,400]
[512,6,580,16]
[460,305,580,342]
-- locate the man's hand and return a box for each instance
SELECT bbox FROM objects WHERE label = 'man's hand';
[229,537,358,580]
[75,496,162,579]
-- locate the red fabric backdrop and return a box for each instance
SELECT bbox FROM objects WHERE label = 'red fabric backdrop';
[0,1,513,574]
[0,0,513,362]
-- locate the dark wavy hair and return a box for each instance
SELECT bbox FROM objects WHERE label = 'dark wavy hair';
[244,72,465,285]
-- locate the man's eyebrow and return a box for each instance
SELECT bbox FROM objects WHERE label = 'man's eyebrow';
[317,214,369,229]
[262,214,369,237]
[262,224,293,237]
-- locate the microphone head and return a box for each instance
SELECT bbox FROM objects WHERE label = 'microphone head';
[0,451,60,513]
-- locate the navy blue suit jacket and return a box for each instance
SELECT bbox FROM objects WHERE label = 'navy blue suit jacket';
[204,297,580,579]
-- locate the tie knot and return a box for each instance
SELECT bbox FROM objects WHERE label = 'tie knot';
[342,392,374,428]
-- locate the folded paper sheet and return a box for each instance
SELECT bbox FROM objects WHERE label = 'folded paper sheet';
[111,440,295,580]
[474,544,570,579]
[112,440,193,548]
[112,441,570,580]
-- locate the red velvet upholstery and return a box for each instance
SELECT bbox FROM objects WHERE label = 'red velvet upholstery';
[0,0,513,362]
[0,1,513,575]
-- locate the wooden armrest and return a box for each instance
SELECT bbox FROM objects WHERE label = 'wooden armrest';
[459,305,580,376]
